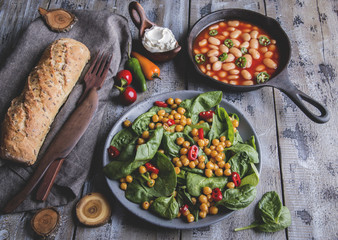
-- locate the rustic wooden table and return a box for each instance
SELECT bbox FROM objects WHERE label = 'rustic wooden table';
[0,0,337,239]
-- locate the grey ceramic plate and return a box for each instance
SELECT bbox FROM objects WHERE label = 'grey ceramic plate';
[103,90,261,229]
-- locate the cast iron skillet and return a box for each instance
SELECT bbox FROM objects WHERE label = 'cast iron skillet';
[187,9,330,124]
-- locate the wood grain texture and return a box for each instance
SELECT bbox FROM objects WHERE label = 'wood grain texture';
[0,0,337,239]
[266,0,338,239]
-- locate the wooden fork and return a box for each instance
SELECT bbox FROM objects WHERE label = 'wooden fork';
[35,52,112,201]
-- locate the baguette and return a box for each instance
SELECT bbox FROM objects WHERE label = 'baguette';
[0,38,90,165]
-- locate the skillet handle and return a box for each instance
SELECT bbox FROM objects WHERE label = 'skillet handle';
[271,78,330,123]
[129,1,154,38]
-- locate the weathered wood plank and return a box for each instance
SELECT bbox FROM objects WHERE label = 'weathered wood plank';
[266,0,338,239]
[184,0,285,239]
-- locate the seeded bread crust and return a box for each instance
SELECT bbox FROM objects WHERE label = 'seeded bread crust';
[0,38,90,165]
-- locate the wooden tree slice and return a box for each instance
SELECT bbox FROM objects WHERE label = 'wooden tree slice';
[31,207,60,237]
[38,7,78,32]
[76,192,111,227]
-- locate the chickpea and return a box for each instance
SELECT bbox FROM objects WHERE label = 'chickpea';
[224,168,232,176]
[151,173,158,179]
[204,139,210,146]
[193,136,199,142]
[167,98,174,105]
[207,194,213,203]
[203,186,212,195]
[175,98,182,105]
[191,128,198,137]
[198,155,206,162]
[189,161,196,169]
[227,182,235,189]
[175,125,184,132]
[205,169,213,178]
[123,120,132,128]
[149,122,155,130]
[182,158,189,166]
[176,137,184,145]
[142,201,150,210]
[214,164,219,171]
[225,140,232,148]
[186,213,195,223]
[147,179,155,187]
[211,150,218,158]
[210,145,216,150]
[215,154,223,162]
[232,119,239,128]
[180,155,188,161]
[182,141,191,148]
[215,168,223,176]
[199,120,205,124]
[225,163,231,169]
[158,149,164,154]
[175,160,183,168]
[219,152,225,160]
[120,182,127,190]
[142,131,150,139]
[199,210,207,219]
[120,178,126,183]
[199,194,208,203]
[216,145,224,152]
[139,166,147,174]
[218,161,226,168]
[157,109,166,116]
[219,136,226,142]
[204,148,211,155]
[209,206,218,215]
[177,107,186,115]
[191,197,197,205]
[206,161,215,170]
[175,167,180,174]
[168,114,174,120]
[126,175,133,183]
[179,148,188,155]
[174,113,181,120]
[212,139,220,146]
[198,162,206,169]
[171,104,178,109]
[194,159,199,166]
[180,119,187,126]
[200,203,209,212]
[197,139,205,147]
[177,212,181,218]
[186,118,192,125]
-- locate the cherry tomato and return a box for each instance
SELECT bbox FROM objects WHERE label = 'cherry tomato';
[120,86,137,105]
[116,70,132,86]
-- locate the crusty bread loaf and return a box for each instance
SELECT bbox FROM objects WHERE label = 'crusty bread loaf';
[0,38,90,165]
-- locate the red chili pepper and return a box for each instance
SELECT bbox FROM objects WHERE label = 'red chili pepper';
[145,163,159,174]
[198,128,204,139]
[179,204,189,214]
[188,145,199,161]
[108,146,120,158]
[167,119,175,126]
[212,188,223,202]
[199,110,215,120]
[154,101,168,108]
[231,172,241,187]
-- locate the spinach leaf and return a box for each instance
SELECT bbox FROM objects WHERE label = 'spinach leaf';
[240,163,260,187]
[245,135,257,151]
[234,191,291,232]
[227,143,259,164]
[208,111,226,143]
[132,111,156,135]
[216,106,235,144]
[217,184,256,210]
[148,106,172,113]
[150,195,179,220]
[103,127,163,180]
[259,191,283,224]
[176,169,187,186]
[181,167,204,175]
[233,131,243,145]
[181,91,222,124]
[257,207,291,232]
[186,172,228,197]
[162,131,194,158]
[125,152,176,203]
[227,152,250,178]
[176,187,194,207]
[110,128,138,151]
[183,122,210,136]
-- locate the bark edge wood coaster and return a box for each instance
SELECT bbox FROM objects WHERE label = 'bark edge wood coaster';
[31,207,60,237]
[76,192,111,227]
[38,7,78,32]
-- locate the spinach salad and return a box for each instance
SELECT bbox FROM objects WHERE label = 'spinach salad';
[104,91,260,223]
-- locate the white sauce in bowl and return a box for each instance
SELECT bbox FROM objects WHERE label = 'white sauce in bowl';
[142,26,177,53]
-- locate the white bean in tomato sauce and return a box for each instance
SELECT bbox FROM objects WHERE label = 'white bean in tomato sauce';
[193,20,279,85]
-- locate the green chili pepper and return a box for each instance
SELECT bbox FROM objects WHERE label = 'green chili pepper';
[125,45,147,92]
[241,47,248,54]
[256,72,270,83]
[194,54,206,64]
[224,39,234,48]
[218,53,228,62]
[235,57,247,68]
[259,36,271,46]
[209,30,218,36]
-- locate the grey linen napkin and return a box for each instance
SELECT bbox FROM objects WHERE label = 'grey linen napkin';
[0,10,131,212]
